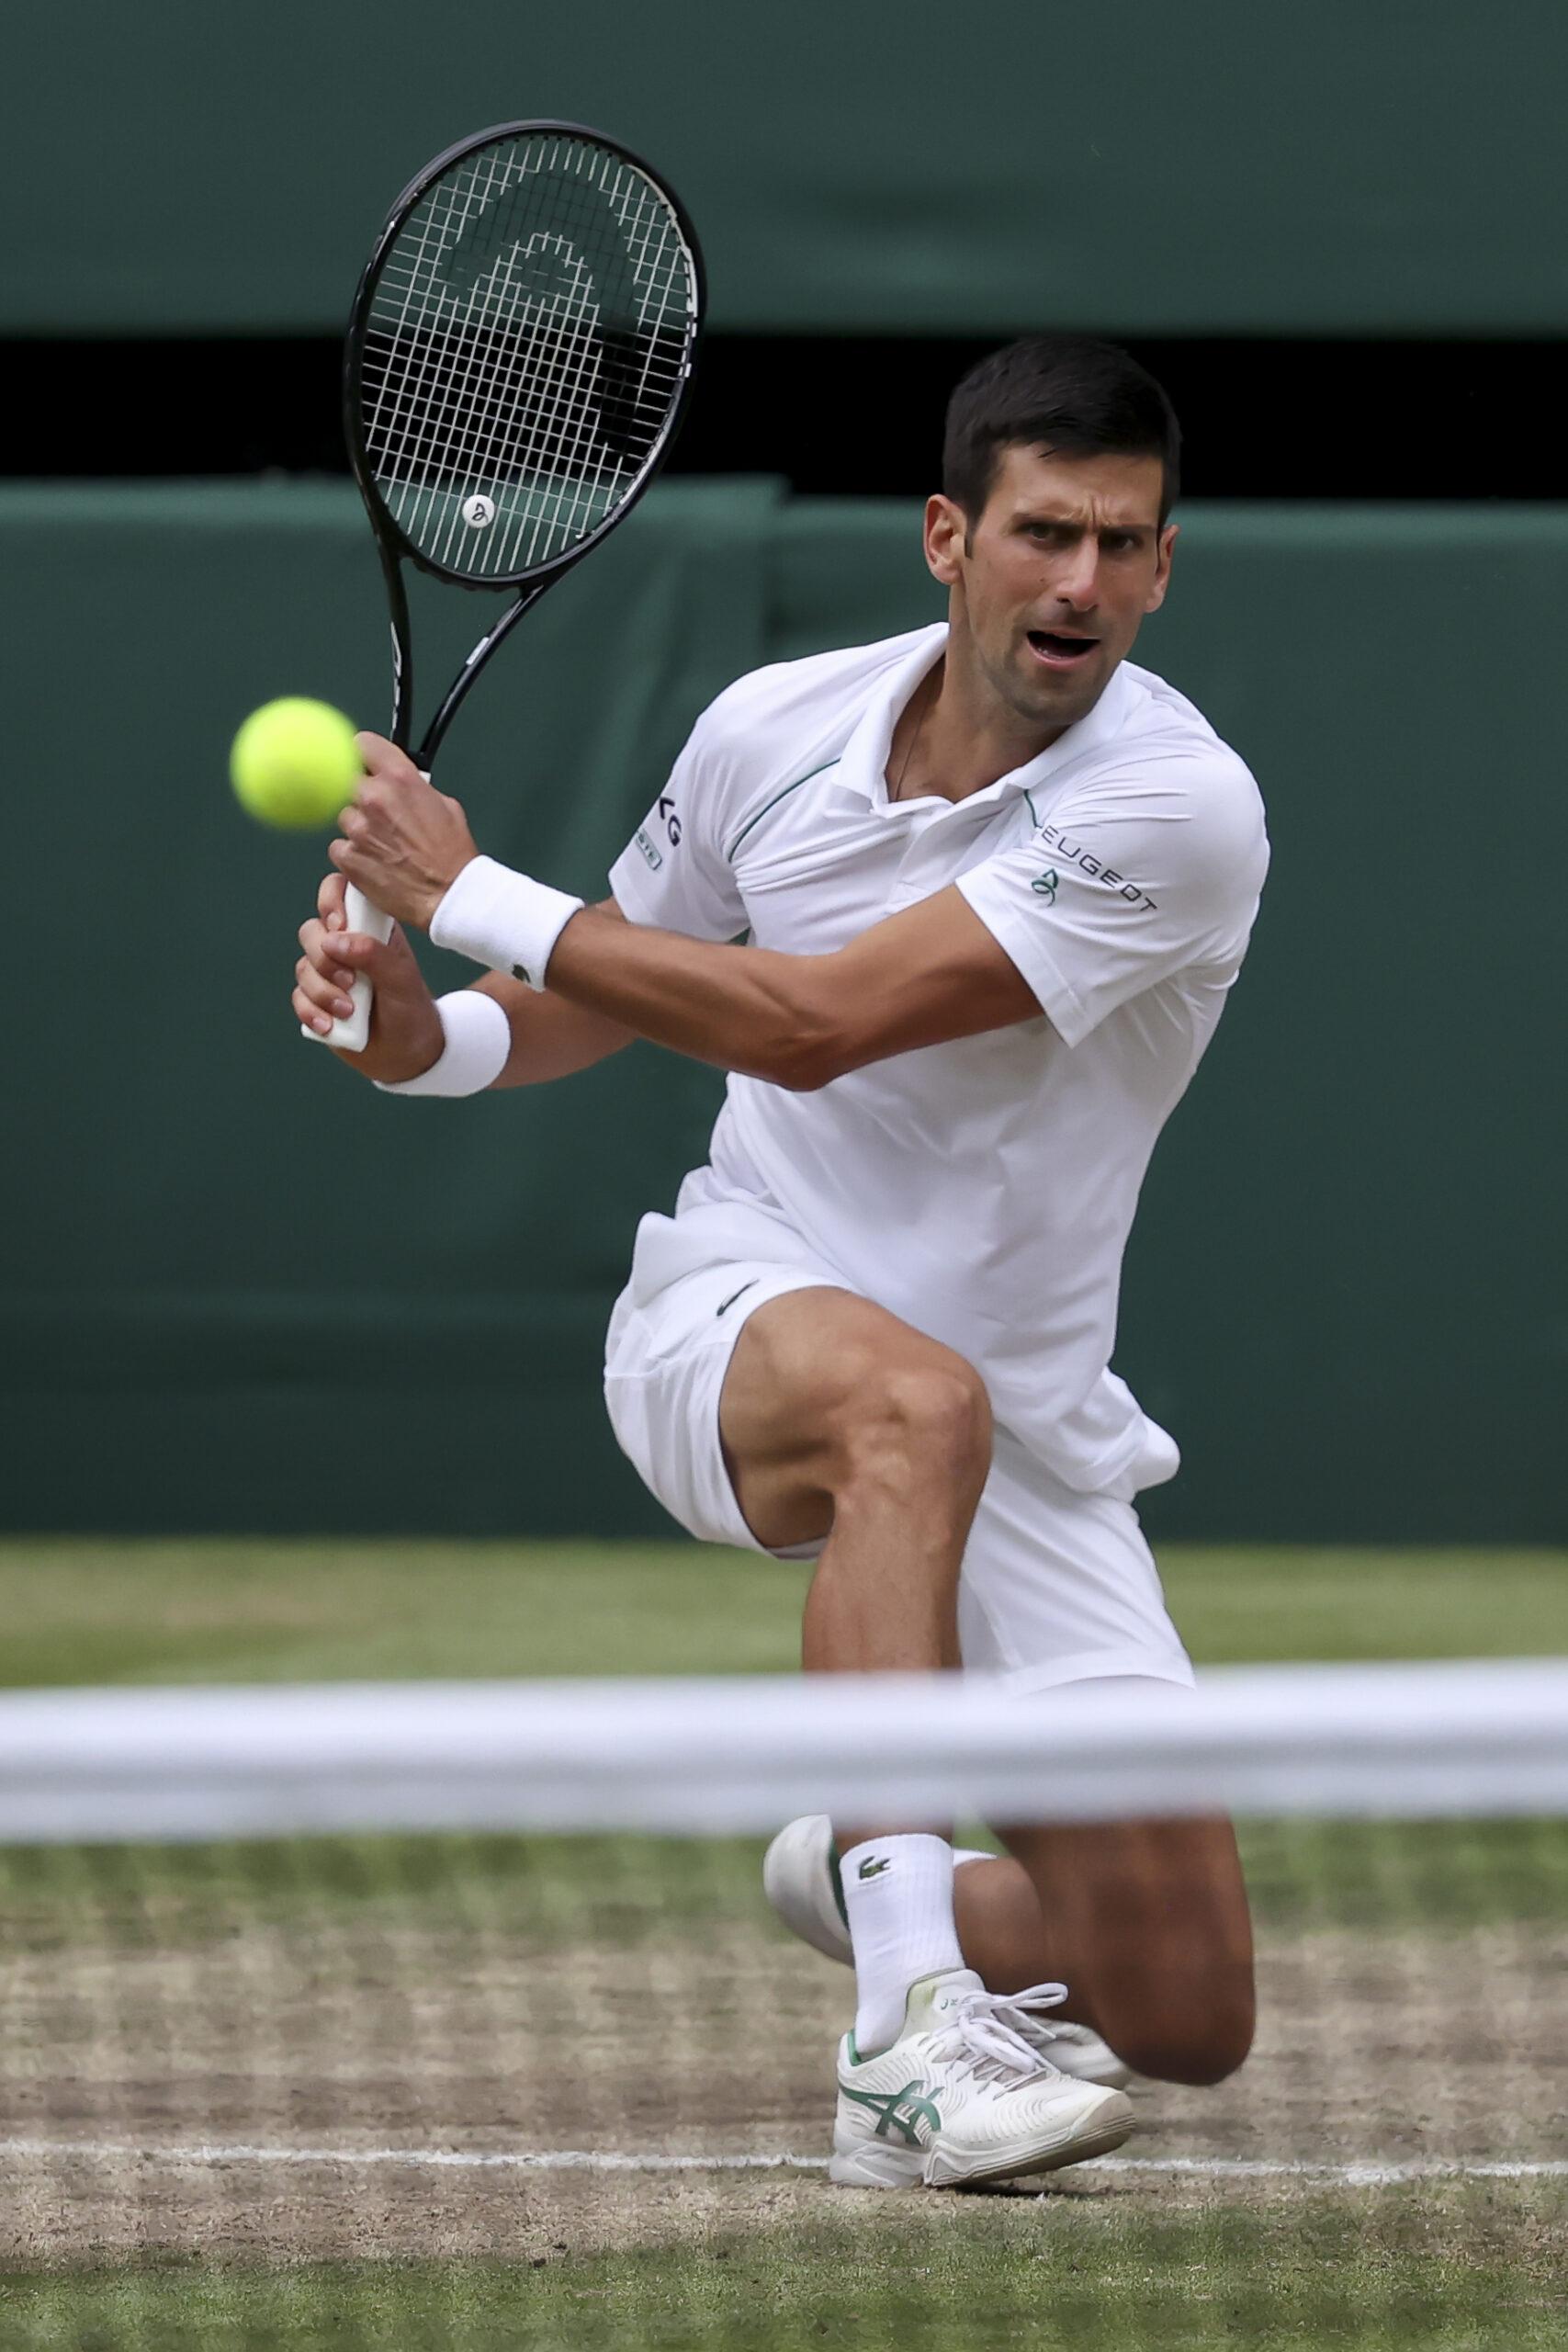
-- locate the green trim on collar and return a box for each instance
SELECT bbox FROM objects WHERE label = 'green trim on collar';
[727,760,840,861]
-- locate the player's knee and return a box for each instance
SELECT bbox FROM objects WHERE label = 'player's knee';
[838,1352,993,1498]
[1111,1977,1255,2087]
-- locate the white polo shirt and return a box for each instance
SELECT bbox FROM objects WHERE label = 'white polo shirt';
[607,623,1269,1498]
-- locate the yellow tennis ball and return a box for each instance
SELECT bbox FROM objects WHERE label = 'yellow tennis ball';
[230,697,363,831]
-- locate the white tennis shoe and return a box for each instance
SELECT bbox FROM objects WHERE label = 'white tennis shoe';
[763,1813,1134,2090]
[830,1967,1134,2189]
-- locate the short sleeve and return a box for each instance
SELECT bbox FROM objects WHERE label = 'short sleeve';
[956,756,1268,1047]
[608,704,749,942]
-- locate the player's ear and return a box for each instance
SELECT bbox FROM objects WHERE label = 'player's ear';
[1144,522,1179,615]
[925,494,968,586]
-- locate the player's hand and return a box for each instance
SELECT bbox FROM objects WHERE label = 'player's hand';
[328,732,479,931]
[295,872,446,1080]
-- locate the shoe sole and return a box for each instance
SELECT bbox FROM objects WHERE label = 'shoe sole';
[924,2090,1136,2188]
[829,2088,1135,2191]
[828,2142,928,2189]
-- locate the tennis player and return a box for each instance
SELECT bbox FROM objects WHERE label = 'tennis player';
[294,336,1267,2189]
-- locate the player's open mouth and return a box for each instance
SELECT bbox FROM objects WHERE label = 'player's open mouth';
[1026,630,1099,670]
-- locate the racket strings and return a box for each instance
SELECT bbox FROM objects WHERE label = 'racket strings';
[357,131,697,579]
[370,183,568,507]
[367,148,571,555]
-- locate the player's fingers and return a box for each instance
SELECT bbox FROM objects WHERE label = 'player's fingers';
[321,925,411,980]
[326,932,387,972]
[355,731,423,789]
[294,954,356,1022]
[293,978,345,1036]
[317,871,349,929]
[324,836,389,895]
[297,918,359,987]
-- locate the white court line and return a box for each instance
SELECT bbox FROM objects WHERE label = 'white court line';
[4,2138,1565,2186]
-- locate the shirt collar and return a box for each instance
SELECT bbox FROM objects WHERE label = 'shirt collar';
[834,625,1142,815]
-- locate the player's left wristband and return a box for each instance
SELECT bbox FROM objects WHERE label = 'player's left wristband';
[429,855,584,990]
[373,989,511,1099]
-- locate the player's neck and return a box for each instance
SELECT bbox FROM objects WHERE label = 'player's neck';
[887,656,1070,807]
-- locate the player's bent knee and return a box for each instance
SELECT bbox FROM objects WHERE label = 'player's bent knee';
[1111,1980,1255,2087]
[838,1354,993,1497]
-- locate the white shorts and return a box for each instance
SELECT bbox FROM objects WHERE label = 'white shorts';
[604,1256,1193,1696]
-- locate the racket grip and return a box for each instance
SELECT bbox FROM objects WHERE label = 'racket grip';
[310,884,395,1054]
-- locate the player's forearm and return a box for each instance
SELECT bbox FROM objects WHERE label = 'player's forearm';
[544,889,1039,1088]
[546,907,852,1089]
[469,970,635,1088]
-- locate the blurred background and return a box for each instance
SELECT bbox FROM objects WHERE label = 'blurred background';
[6,0,1563,1545]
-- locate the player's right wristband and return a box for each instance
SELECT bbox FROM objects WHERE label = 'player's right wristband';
[373,989,511,1099]
[429,854,584,990]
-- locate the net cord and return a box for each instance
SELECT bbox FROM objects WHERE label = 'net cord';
[2,1662,1566,1843]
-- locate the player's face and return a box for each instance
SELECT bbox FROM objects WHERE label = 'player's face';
[928,445,1176,734]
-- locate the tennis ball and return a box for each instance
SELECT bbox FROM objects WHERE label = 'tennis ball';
[230,697,363,831]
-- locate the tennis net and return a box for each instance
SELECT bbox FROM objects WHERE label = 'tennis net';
[3,1662,1566,2350]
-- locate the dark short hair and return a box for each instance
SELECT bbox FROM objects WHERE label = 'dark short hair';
[942,335,1180,530]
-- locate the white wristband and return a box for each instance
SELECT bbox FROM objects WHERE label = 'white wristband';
[373,989,512,1098]
[429,854,584,991]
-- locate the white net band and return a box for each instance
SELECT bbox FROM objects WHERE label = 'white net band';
[4,1659,1567,1843]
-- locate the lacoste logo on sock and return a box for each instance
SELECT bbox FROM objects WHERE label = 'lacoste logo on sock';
[857,1856,891,1880]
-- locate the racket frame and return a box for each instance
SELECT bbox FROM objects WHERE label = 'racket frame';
[343,119,707,772]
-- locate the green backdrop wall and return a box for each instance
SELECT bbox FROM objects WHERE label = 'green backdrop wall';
[6,484,1563,1541]
[6,0,1566,334]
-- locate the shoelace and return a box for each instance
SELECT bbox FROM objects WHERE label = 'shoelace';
[927,1980,1070,2085]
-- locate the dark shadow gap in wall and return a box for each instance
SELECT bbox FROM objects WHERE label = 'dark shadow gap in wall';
[7,334,1564,499]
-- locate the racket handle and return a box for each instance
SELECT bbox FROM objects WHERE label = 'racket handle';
[310,883,395,1054]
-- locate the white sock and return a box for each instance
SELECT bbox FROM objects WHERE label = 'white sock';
[840,1834,965,2055]
[953,1847,994,1869]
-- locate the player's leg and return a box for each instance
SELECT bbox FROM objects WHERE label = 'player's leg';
[948,1432,1255,2083]
[964,1811,1255,2086]
[765,1433,1256,2086]
[718,1283,991,1675]
[720,1287,1135,2183]
[606,1265,1134,2182]
[720,1285,987,2050]
[764,1802,1251,2086]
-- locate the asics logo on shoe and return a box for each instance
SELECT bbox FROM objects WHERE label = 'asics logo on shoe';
[840,2079,941,2148]
[856,1856,891,1880]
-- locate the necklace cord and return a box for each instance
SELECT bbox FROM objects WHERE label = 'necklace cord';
[890,674,935,801]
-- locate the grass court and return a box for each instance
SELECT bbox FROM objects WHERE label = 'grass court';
[1,1539,1564,2349]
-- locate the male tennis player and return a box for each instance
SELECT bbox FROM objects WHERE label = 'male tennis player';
[294,336,1267,2189]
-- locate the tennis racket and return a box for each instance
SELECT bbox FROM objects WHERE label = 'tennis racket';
[318,119,705,1051]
